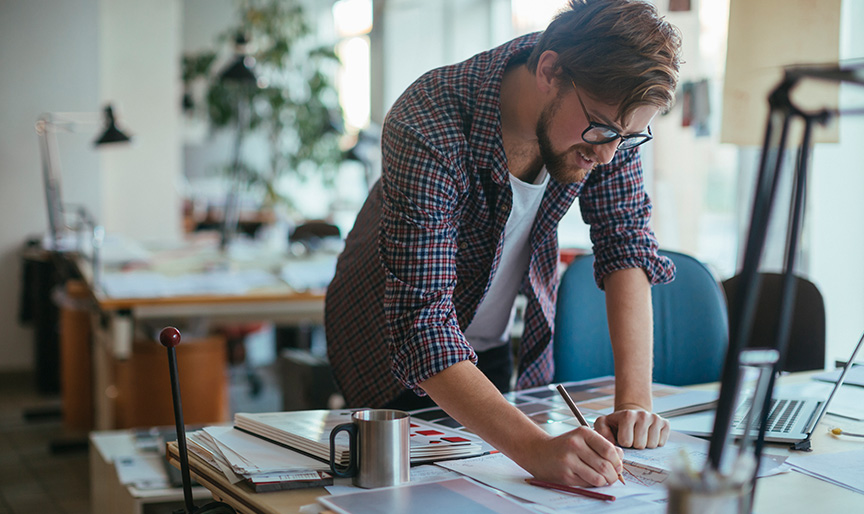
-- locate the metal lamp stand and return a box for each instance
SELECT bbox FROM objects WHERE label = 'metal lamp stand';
[705,64,864,510]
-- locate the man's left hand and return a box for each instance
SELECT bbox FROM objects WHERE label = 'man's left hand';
[593,409,670,449]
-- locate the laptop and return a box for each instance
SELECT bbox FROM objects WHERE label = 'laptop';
[671,330,864,446]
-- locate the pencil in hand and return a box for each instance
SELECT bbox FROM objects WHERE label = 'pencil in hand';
[556,384,626,485]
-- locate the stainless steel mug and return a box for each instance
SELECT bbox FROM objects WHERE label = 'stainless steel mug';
[329,409,410,488]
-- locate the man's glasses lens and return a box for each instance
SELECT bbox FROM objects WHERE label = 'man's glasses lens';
[581,124,651,150]
[618,134,651,150]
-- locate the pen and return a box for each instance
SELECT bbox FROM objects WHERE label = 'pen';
[556,384,626,485]
[525,478,616,501]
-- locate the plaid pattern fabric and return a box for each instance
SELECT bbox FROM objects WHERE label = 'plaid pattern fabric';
[325,33,675,408]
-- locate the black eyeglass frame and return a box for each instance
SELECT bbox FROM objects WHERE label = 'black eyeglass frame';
[571,81,653,150]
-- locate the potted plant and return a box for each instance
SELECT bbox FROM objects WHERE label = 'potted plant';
[182,0,345,229]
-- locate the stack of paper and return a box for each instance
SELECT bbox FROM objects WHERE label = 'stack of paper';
[234,410,486,466]
[185,426,332,492]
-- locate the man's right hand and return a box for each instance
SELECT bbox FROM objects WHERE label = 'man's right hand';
[516,426,624,487]
[420,361,624,488]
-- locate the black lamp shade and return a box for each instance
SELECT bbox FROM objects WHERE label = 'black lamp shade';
[94,105,132,146]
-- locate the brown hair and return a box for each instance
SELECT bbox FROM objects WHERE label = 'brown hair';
[526,0,682,120]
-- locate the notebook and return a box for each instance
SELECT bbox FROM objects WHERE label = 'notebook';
[672,331,864,445]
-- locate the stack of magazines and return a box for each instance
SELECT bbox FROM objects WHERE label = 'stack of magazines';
[183,426,333,492]
[234,409,489,466]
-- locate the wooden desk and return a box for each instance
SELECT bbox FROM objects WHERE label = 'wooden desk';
[68,242,328,430]
[167,374,864,513]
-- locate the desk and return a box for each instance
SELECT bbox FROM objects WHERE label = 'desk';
[167,373,864,513]
[68,238,329,430]
[91,429,212,514]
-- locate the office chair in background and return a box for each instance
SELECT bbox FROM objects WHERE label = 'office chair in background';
[552,250,729,386]
[722,273,825,372]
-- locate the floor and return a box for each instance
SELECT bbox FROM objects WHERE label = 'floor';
[0,371,90,513]
[0,360,285,514]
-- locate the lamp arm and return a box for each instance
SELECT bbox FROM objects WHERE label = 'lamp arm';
[784,62,864,87]
[707,64,864,474]
[35,116,67,248]
[773,64,864,123]
[38,112,103,128]
[34,111,115,250]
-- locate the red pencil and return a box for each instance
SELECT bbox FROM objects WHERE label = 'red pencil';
[525,478,617,502]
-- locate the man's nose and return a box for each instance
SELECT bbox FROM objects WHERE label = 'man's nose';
[595,140,619,165]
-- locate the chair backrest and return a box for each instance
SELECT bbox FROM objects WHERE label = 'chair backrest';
[722,273,825,372]
[552,250,729,386]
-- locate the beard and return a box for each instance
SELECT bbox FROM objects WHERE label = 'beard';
[536,99,594,185]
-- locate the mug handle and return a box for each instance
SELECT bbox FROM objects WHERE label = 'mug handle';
[329,422,358,478]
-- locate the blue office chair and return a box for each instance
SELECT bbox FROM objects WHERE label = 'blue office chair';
[552,250,728,386]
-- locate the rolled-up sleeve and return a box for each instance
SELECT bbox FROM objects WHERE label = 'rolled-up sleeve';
[579,148,675,289]
[379,120,477,394]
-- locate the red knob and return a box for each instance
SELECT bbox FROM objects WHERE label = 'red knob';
[159,327,182,348]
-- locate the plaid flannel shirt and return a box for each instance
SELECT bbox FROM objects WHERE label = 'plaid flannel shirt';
[325,33,675,408]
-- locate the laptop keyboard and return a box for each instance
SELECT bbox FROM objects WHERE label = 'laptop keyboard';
[733,398,805,433]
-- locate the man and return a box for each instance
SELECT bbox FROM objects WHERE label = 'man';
[325,0,681,487]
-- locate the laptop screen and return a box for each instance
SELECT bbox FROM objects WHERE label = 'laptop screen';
[799,330,864,441]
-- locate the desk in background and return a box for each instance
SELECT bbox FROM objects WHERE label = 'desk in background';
[167,372,864,514]
[67,236,331,430]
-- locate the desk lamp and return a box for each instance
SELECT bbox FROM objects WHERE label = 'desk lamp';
[34,104,132,284]
[706,63,864,507]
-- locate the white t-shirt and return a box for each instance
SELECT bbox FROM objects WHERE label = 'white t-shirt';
[464,167,549,352]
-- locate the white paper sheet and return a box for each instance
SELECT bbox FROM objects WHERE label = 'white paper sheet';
[622,431,709,473]
[435,452,660,511]
[787,449,864,494]
[114,454,171,490]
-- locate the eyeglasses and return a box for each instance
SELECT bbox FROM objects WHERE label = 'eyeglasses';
[572,81,653,150]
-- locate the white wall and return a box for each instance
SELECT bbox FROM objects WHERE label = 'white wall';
[0,0,182,372]
[378,0,512,121]
[0,0,100,371]
[99,0,183,243]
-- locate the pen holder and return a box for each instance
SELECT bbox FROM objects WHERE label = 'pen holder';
[666,454,755,514]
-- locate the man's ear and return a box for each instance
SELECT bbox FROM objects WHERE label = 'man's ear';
[535,50,560,95]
